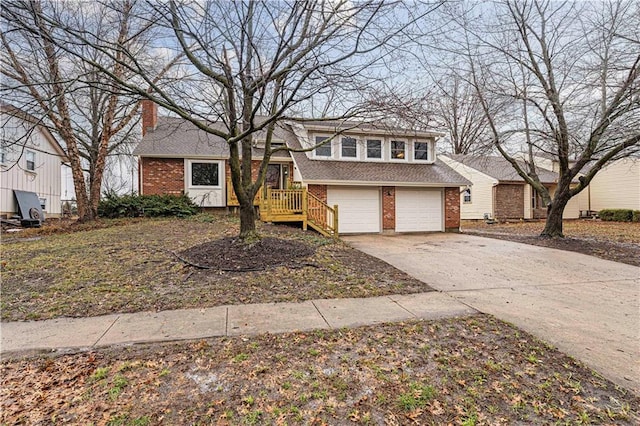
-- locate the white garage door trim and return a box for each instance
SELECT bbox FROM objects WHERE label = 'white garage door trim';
[395,188,443,232]
[327,186,381,234]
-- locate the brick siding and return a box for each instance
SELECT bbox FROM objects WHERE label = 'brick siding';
[382,186,395,230]
[494,184,524,219]
[444,187,461,231]
[307,184,327,203]
[141,158,184,195]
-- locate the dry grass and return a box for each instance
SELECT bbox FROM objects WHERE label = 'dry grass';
[2,315,638,425]
[1,216,431,321]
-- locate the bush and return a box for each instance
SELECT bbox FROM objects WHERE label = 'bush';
[633,210,640,223]
[98,193,199,218]
[598,209,635,222]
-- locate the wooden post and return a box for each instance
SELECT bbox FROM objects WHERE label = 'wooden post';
[302,189,308,221]
[333,204,339,238]
[266,187,272,221]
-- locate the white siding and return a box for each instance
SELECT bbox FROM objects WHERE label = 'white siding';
[564,187,590,219]
[589,158,640,210]
[1,114,63,217]
[440,156,498,219]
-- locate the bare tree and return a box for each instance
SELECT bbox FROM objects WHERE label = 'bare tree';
[450,0,639,237]
[1,0,169,221]
[432,73,492,154]
[23,0,437,239]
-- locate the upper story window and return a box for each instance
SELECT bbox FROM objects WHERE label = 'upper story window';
[190,161,219,187]
[366,139,382,159]
[25,150,36,171]
[463,188,471,203]
[314,136,332,157]
[390,140,406,160]
[341,137,357,158]
[414,142,430,161]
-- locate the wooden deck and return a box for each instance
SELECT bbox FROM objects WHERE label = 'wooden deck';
[226,180,338,237]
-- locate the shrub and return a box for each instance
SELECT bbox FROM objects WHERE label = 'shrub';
[598,209,634,222]
[633,210,640,223]
[98,193,199,218]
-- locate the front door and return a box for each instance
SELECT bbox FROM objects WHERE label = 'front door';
[265,164,281,189]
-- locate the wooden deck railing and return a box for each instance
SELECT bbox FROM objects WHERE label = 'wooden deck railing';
[226,178,261,207]
[263,188,305,215]
[256,187,338,238]
[307,191,338,236]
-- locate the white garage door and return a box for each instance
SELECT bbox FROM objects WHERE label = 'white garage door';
[395,188,443,232]
[327,187,380,234]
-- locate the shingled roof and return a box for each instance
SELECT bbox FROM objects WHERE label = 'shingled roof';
[445,154,559,184]
[133,117,291,159]
[283,125,470,187]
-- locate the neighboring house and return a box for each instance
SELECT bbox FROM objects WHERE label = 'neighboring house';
[1,103,66,218]
[587,157,640,211]
[441,154,588,220]
[134,101,470,234]
[527,153,639,212]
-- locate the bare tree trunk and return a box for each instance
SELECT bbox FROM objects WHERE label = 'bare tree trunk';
[540,185,571,238]
[239,199,258,240]
[541,203,565,238]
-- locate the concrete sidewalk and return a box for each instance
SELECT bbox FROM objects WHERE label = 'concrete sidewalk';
[0,292,476,355]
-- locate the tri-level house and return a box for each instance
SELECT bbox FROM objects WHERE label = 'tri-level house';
[134,101,469,235]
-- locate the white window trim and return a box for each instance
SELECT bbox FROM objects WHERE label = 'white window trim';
[389,140,408,162]
[412,141,432,163]
[313,135,333,159]
[187,159,222,188]
[25,150,36,172]
[463,188,472,204]
[339,136,359,160]
[365,139,384,161]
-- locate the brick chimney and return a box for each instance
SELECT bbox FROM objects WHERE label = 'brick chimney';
[141,99,158,136]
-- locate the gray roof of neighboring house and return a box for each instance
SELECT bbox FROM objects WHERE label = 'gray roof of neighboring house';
[133,117,291,159]
[284,127,470,186]
[446,154,559,184]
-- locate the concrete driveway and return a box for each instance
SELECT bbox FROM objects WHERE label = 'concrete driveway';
[344,233,640,393]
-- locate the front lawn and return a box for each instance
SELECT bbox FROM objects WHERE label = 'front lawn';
[1,216,431,321]
[2,315,638,425]
[462,220,640,267]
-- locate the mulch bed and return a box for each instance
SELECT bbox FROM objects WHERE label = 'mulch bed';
[177,237,315,271]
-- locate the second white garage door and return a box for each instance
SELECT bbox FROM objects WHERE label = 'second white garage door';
[327,186,380,234]
[395,188,443,232]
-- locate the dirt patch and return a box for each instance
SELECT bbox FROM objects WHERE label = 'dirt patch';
[462,220,640,267]
[2,315,638,425]
[178,237,315,271]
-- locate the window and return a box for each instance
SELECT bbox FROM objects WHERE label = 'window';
[463,188,471,203]
[0,143,6,164]
[414,142,429,161]
[341,137,357,158]
[315,136,331,157]
[531,188,544,209]
[366,139,382,159]
[391,141,406,159]
[191,162,219,186]
[25,150,35,171]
